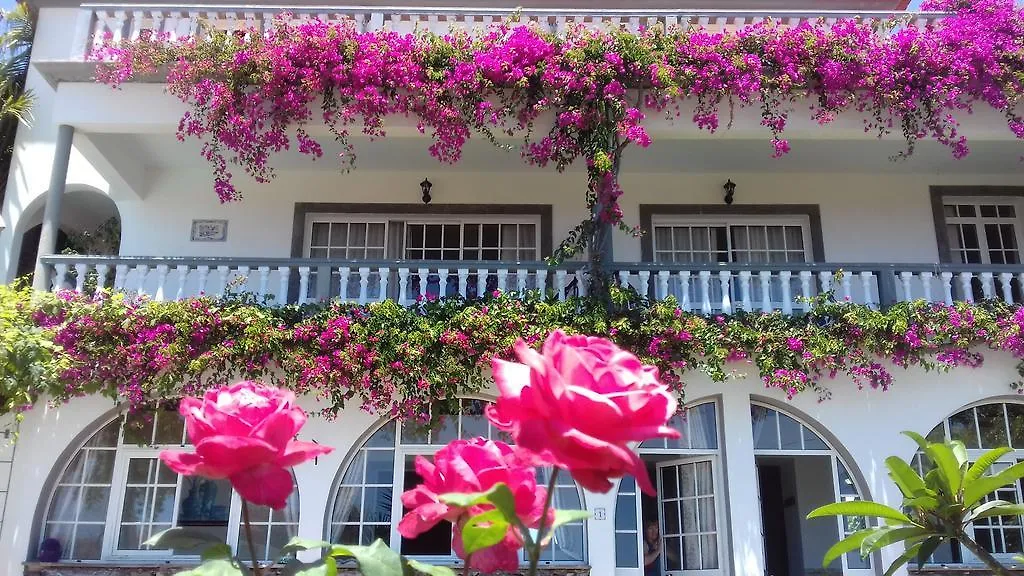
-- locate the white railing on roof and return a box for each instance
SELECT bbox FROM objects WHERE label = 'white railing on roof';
[74,4,946,60]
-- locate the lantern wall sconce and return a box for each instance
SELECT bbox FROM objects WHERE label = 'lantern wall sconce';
[723,179,736,205]
[420,178,433,204]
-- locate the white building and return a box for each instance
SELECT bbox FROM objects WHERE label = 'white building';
[1,0,1024,575]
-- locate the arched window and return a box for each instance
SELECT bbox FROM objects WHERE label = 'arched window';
[614,400,722,574]
[39,408,299,562]
[913,401,1024,564]
[751,403,871,576]
[326,398,587,565]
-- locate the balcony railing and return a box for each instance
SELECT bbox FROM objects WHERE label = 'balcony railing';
[71,4,945,61]
[38,255,1024,312]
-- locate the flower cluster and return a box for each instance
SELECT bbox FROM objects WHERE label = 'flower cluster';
[93,0,1024,259]
[8,283,1024,420]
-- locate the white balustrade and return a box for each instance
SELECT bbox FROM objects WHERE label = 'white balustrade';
[41,258,1024,314]
[81,5,946,64]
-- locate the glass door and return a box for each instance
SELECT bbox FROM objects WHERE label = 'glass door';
[656,457,722,576]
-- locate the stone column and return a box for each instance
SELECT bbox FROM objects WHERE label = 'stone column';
[32,125,75,291]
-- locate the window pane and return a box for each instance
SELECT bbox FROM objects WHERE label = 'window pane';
[78,486,111,522]
[948,409,980,449]
[981,205,998,218]
[1001,205,1017,218]
[311,222,330,246]
[1008,405,1024,448]
[333,487,362,523]
[74,524,105,560]
[616,495,637,531]
[154,412,184,445]
[778,414,803,450]
[365,451,395,485]
[803,426,829,450]
[615,532,639,568]
[86,420,120,447]
[48,486,81,521]
[752,405,778,450]
[688,403,718,450]
[85,451,116,484]
[978,404,1009,448]
[366,422,396,448]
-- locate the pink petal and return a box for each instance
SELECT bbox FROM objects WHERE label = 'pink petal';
[230,464,294,509]
[398,502,450,538]
[159,449,227,479]
[194,436,279,478]
[250,408,306,450]
[275,440,333,467]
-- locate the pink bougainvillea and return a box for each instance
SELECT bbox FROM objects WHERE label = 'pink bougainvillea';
[93,0,1024,259]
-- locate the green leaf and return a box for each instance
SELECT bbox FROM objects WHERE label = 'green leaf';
[903,431,930,452]
[461,509,510,555]
[861,526,929,556]
[886,457,927,498]
[330,540,405,576]
[966,501,1024,522]
[883,542,923,576]
[406,559,458,576]
[281,559,339,576]
[821,528,875,567]
[143,527,226,553]
[176,558,246,576]
[923,441,964,496]
[439,483,518,523]
[963,462,1024,507]
[281,537,336,554]
[807,501,912,525]
[916,536,944,568]
[549,509,590,530]
[201,544,233,561]
[965,447,1013,485]
[904,495,940,510]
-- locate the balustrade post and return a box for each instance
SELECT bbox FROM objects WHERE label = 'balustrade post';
[875,270,899,309]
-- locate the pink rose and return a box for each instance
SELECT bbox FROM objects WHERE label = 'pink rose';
[488,330,679,495]
[160,381,333,509]
[398,438,545,573]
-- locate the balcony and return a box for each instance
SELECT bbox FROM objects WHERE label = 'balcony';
[38,255,1024,312]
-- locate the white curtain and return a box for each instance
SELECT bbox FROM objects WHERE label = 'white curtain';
[686,404,717,450]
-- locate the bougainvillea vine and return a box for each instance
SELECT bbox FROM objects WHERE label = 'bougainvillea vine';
[93,0,1024,260]
[7,282,1024,420]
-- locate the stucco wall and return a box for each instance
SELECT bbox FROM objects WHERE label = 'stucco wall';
[2,351,1023,576]
[105,167,1024,266]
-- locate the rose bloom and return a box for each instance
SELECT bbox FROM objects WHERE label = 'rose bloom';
[398,438,545,573]
[160,381,333,509]
[488,330,679,494]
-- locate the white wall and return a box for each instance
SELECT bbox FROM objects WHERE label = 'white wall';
[104,167,1024,266]
[4,350,1024,576]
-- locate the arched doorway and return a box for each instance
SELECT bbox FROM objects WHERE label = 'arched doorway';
[14,188,120,280]
[751,402,872,576]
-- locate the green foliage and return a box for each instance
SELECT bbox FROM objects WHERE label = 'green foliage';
[8,280,1024,418]
[808,432,1024,576]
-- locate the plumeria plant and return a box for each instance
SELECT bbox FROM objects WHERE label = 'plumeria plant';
[147,329,680,576]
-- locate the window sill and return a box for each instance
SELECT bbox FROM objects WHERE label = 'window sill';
[910,566,1024,574]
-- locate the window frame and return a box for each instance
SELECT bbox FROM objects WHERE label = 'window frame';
[303,214,543,262]
[648,215,813,265]
[615,400,725,573]
[929,186,1024,264]
[39,412,300,563]
[917,401,1024,565]
[938,196,1024,266]
[638,205,825,263]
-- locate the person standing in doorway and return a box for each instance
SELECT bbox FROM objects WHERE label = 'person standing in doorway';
[644,520,662,576]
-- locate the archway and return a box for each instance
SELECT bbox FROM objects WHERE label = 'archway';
[35,406,299,562]
[912,400,1024,565]
[750,402,872,576]
[14,188,121,280]
[325,397,588,567]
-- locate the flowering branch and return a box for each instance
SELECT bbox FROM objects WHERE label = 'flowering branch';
[93,0,1024,260]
